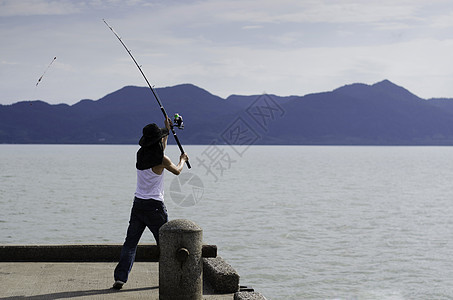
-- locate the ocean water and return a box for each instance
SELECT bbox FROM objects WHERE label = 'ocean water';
[1,144,452,300]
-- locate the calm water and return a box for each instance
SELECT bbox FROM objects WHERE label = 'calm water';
[1,145,452,300]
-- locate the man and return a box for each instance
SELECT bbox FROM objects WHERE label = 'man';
[113,118,189,289]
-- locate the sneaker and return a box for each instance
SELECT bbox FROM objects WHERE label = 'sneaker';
[112,280,125,290]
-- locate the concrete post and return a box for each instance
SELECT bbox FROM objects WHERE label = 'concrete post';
[159,219,203,300]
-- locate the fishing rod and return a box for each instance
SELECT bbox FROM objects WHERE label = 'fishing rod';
[103,19,191,169]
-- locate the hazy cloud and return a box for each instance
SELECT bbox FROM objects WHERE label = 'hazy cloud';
[1,0,453,104]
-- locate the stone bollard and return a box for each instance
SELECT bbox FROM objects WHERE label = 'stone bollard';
[159,219,203,300]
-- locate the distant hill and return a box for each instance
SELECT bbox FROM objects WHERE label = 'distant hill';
[269,80,453,145]
[2,80,453,145]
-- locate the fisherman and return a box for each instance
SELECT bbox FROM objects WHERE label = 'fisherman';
[113,117,189,290]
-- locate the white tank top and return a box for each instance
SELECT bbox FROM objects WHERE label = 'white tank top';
[134,168,165,201]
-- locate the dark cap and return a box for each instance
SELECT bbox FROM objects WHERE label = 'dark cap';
[139,123,169,147]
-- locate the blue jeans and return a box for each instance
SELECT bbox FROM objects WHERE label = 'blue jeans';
[114,197,168,283]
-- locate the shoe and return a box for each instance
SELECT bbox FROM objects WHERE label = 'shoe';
[112,280,125,290]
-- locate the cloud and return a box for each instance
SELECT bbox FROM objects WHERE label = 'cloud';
[185,0,422,25]
[0,0,80,16]
[180,36,453,98]
[1,60,19,65]
[428,11,453,28]
[112,0,449,51]
[0,0,159,17]
[242,25,263,30]
[2,0,453,105]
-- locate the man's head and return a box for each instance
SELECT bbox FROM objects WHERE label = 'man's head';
[139,123,169,147]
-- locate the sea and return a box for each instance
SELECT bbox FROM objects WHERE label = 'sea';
[0,144,452,300]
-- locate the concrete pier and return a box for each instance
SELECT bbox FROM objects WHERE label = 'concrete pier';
[0,218,266,299]
[0,261,234,299]
[0,244,266,299]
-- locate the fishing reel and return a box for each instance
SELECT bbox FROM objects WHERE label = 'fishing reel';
[173,113,184,130]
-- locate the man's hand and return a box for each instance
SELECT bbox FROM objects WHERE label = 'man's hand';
[164,117,172,131]
[180,153,189,162]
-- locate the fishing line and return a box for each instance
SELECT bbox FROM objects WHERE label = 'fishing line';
[36,56,57,87]
[103,19,191,169]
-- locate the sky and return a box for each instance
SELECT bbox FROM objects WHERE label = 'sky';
[1,0,453,105]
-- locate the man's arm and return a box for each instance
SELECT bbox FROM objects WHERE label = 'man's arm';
[162,153,188,175]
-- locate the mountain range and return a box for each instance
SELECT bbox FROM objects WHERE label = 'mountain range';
[2,79,453,145]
